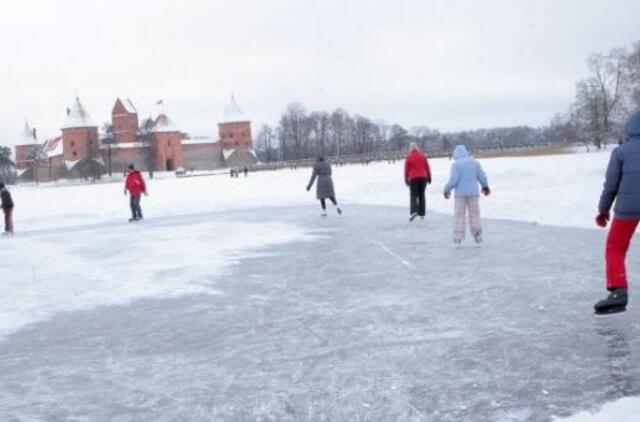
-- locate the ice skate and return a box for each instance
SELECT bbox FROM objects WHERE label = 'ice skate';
[409,212,419,222]
[594,288,628,315]
[337,207,342,215]
[474,233,483,244]
[321,210,327,217]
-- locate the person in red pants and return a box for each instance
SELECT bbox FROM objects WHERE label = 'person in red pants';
[594,111,640,314]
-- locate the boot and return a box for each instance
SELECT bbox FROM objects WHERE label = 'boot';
[594,288,628,315]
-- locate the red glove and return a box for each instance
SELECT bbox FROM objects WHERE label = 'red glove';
[482,186,491,196]
[595,213,609,228]
[444,192,451,199]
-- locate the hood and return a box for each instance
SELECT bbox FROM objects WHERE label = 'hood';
[453,145,469,159]
[625,111,640,138]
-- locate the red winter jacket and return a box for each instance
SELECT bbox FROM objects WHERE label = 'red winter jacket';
[404,149,431,182]
[125,170,147,196]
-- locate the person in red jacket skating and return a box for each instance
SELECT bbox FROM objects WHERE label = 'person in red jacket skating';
[124,164,148,222]
[404,142,432,221]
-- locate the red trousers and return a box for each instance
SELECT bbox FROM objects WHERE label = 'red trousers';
[606,218,639,290]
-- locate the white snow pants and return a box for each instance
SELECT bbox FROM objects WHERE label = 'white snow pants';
[453,196,482,241]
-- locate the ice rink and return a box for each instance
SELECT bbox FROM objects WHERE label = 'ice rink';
[1,204,638,421]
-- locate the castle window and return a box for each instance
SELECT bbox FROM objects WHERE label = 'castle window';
[71,141,75,146]
[72,151,77,157]
[168,140,172,146]
[229,132,234,138]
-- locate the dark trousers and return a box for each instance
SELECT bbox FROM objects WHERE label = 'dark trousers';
[130,195,143,220]
[320,197,337,210]
[409,178,427,216]
[3,207,13,233]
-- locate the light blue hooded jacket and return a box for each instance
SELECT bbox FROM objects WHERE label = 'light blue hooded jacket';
[443,145,489,198]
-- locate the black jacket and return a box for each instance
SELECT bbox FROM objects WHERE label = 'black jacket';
[1,187,13,209]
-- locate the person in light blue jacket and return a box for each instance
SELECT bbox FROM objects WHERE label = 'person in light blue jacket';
[443,145,491,245]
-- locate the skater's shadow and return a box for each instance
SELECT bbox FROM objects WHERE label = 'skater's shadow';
[595,323,639,400]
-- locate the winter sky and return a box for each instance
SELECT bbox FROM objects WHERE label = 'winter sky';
[0,0,638,145]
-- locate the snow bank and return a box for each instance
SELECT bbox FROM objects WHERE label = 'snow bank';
[553,397,640,422]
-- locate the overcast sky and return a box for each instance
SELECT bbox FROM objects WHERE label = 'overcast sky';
[0,0,638,145]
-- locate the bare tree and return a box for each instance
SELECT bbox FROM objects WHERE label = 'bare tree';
[255,124,274,164]
[573,49,628,149]
[24,145,47,184]
[101,122,115,177]
[0,146,15,184]
[139,117,157,178]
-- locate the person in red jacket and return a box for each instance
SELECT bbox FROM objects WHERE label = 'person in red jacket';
[404,142,431,221]
[124,164,148,222]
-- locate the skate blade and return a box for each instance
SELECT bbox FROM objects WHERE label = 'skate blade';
[594,306,627,315]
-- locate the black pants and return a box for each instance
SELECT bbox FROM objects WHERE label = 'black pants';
[130,195,143,219]
[320,196,337,210]
[409,178,427,216]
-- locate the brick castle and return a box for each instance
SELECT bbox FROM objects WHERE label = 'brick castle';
[15,95,256,181]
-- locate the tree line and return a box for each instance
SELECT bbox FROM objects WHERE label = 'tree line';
[255,40,640,162]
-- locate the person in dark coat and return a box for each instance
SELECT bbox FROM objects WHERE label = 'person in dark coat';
[306,156,342,216]
[404,142,431,221]
[124,164,148,222]
[0,182,14,235]
[594,110,640,314]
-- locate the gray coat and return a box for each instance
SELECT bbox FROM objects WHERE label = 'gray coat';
[307,159,336,199]
[599,111,640,218]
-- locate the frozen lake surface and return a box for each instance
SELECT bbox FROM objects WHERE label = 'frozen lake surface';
[1,205,639,421]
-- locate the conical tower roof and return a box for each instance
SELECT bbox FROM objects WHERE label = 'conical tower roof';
[62,96,96,129]
[151,113,179,133]
[221,94,247,123]
[18,121,37,145]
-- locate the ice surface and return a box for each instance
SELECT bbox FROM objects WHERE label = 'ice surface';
[1,150,638,421]
[0,205,639,421]
[0,217,312,339]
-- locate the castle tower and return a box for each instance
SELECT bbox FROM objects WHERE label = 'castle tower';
[14,121,39,170]
[218,95,252,150]
[151,113,184,171]
[61,96,99,162]
[111,98,139,143]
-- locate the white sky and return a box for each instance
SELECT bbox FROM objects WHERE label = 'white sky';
[0,0,638,146]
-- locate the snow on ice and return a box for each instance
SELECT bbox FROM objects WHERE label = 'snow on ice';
[1,148,640,421]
